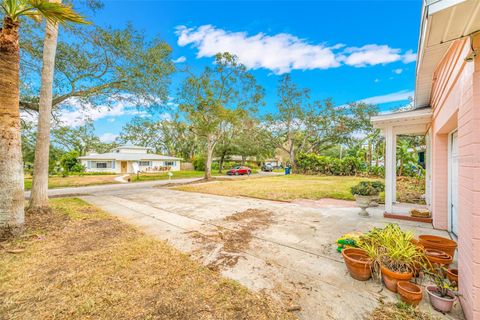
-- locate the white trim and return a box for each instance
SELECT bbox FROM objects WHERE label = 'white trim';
[425,128,433,209]
[448,129,459,236]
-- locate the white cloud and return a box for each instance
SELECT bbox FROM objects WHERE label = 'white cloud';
[358,90,414,105]
[175,25,416,74]
[99,133,118,143]
[402,50,417,63]
[172,56,186,63]
[107,118,115,123]
[176,25,341,74]
[393,68,403,74]
[340,45,414,67]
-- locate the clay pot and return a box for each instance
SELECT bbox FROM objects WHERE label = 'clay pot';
[419,235,457,258]
[425,249,453,267]
[397,281,423,306]
[381,265,413,293]
[426,285,457,313]
[342,248,371,281]
[447,269,458,283]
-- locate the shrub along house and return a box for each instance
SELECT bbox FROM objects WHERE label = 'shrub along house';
[78,145,181,174]
[371,1,480,318]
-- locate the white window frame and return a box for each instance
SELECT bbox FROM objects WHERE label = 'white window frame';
[96,162,108,169]
[448,129,458,238]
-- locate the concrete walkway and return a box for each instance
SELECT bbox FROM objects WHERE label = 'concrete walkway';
[80,186,463,320]
[24,178,202,199]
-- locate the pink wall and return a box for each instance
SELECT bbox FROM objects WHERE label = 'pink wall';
[430,36,480,320]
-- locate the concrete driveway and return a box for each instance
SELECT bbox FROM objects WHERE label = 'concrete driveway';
[81,185,463,320]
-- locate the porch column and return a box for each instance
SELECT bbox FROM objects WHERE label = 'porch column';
[384,126,396,213]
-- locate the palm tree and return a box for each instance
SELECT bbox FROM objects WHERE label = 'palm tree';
[0,0,86,238]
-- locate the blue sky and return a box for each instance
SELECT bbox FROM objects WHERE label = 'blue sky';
[68,0,422,141]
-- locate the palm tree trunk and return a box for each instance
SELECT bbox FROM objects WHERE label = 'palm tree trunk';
[29,10,60,212]
[0,17,24,238]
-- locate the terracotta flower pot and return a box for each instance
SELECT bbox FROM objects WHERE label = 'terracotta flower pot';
[342,248,371,281]
[397,281,423,306]
[447,269,458,283]
[425,249,453,267]
[381,265,413,293]
[426,285,457,313]
[419,235,457,258]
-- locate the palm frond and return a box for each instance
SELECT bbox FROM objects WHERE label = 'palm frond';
[25,0,89,24]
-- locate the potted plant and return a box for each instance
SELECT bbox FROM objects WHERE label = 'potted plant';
[341,248,371,281]
[425,267,459,313]
[350,181,385,216]
[358,224,426,293]
[397,281,423,306]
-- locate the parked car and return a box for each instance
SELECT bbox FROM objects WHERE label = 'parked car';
[261,164,273,172]
[226,166,252,176]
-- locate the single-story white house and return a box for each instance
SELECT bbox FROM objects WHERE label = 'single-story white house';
[78,145,181,174]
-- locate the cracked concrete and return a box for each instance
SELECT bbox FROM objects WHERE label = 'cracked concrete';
[81,185,464,320]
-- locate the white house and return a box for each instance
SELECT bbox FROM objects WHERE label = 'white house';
[78,145,181,174]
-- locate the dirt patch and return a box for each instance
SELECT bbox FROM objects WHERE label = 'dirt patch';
[191,209,273,270]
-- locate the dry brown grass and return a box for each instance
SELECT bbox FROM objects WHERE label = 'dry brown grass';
[0,199,296,320]
[24,175,118,190]
[367,302,438,320]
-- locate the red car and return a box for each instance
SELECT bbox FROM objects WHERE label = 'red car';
[226,166,252,176]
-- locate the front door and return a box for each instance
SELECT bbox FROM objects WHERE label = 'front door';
[121,161,127,173]
[450,131,458,236]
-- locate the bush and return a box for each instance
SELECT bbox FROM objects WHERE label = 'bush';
[350,181,385,196]
[296,153,362,176]
[192,156,205,171]
[60,151,85,173]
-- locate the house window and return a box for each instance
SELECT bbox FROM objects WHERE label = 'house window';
[164,161,175,166]
[96,162,108,169]
[90,161,113,169]
[139,161,151,166]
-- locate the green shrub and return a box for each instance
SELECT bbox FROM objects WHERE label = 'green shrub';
[296,153,363,176]
[350,181,385,196]
[60,151,85,173]
[192,156,205,171]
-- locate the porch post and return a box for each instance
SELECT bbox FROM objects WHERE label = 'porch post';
[384,126,396,213]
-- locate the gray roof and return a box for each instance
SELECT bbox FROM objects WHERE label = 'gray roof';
[111,145,153,151]
[78,153,182,161]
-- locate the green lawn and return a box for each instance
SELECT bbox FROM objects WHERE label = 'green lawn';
[174,175,379,201]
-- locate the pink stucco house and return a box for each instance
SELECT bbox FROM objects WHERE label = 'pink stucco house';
[371,0,480,318]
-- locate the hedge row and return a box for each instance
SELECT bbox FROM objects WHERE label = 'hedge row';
[296,153,384,177]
